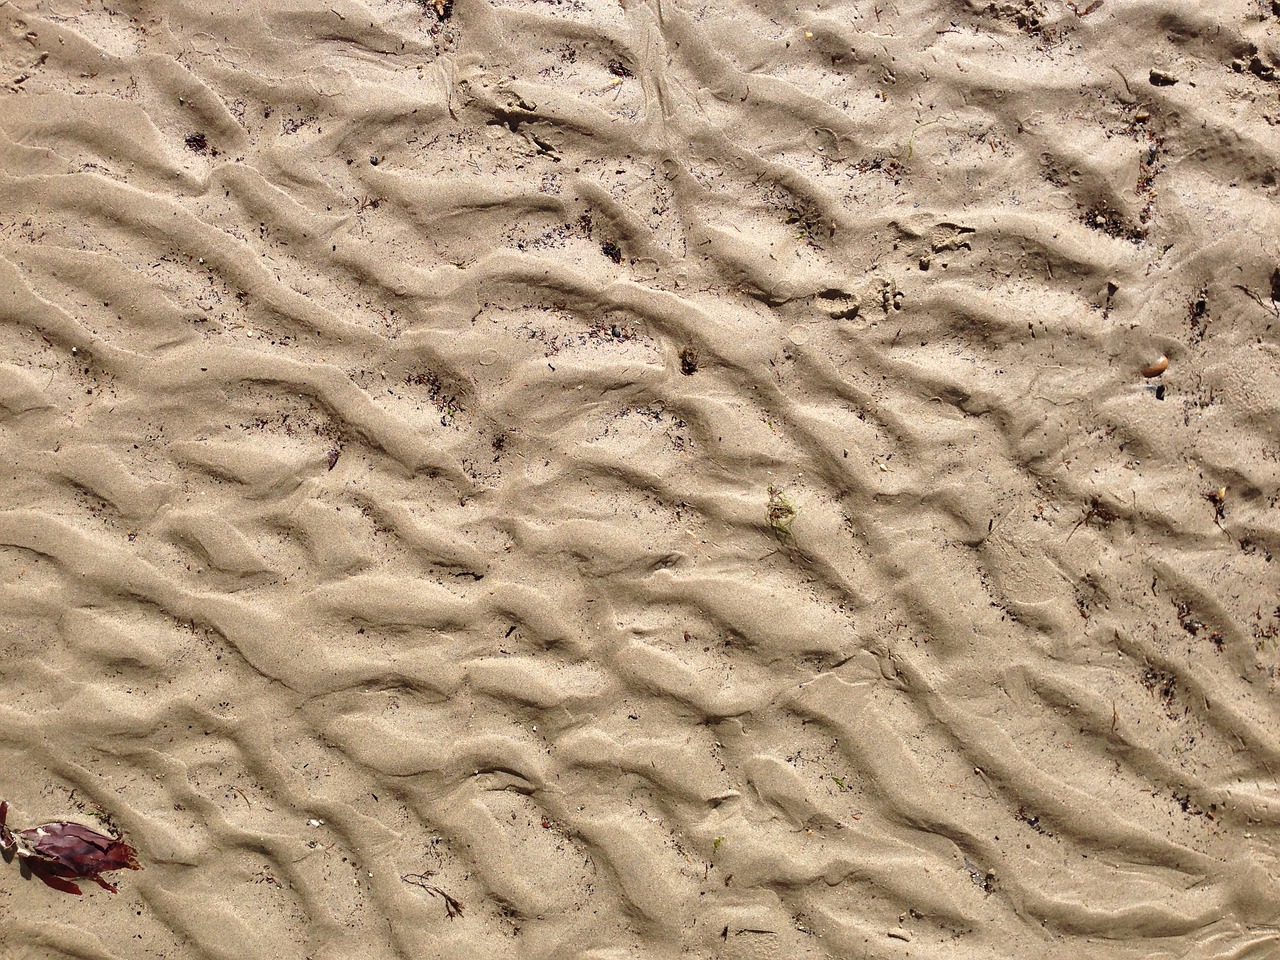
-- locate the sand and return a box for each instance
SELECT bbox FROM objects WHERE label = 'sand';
[2,0,1280,956]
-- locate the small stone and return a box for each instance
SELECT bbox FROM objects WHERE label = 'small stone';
[1149,68,1178,86]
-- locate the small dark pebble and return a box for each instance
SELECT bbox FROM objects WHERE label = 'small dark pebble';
[370,155,380,166]
[327,449,341,470]
[679,346,699,375]
[1249,56,1277,81]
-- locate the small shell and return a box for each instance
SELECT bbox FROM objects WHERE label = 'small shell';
[1141,355,1169,378]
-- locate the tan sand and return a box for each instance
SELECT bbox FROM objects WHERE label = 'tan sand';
[2,0,1280,956]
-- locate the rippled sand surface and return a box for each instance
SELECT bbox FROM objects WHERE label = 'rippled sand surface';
[3,0,1280,957]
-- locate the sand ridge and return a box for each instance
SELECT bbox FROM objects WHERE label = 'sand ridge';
[1,0,1280,957]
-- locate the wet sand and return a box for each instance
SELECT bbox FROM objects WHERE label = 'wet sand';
[2,0,1280,957]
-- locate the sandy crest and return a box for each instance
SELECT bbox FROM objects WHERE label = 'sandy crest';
[1,0,1280,957]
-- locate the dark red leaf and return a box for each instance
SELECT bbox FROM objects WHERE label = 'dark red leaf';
[17,822,142,875]
[29,863,87,895]
[1,801,140,895]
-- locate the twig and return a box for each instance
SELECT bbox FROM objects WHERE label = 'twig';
[1234,284,1280,318]
[1066,0,1103,17]
[401,873,464,918]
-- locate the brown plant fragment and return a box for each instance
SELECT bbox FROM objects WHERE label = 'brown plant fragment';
[401,872,464,918]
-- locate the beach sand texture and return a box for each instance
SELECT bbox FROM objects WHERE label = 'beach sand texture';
[2,0,1280,956]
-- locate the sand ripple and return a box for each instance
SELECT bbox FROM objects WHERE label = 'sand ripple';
[2,0,1280,956]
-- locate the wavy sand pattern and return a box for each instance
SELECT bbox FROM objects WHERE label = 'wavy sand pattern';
[3,0,1280,956]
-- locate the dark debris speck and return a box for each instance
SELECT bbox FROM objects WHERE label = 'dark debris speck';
[679,347,700,376]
